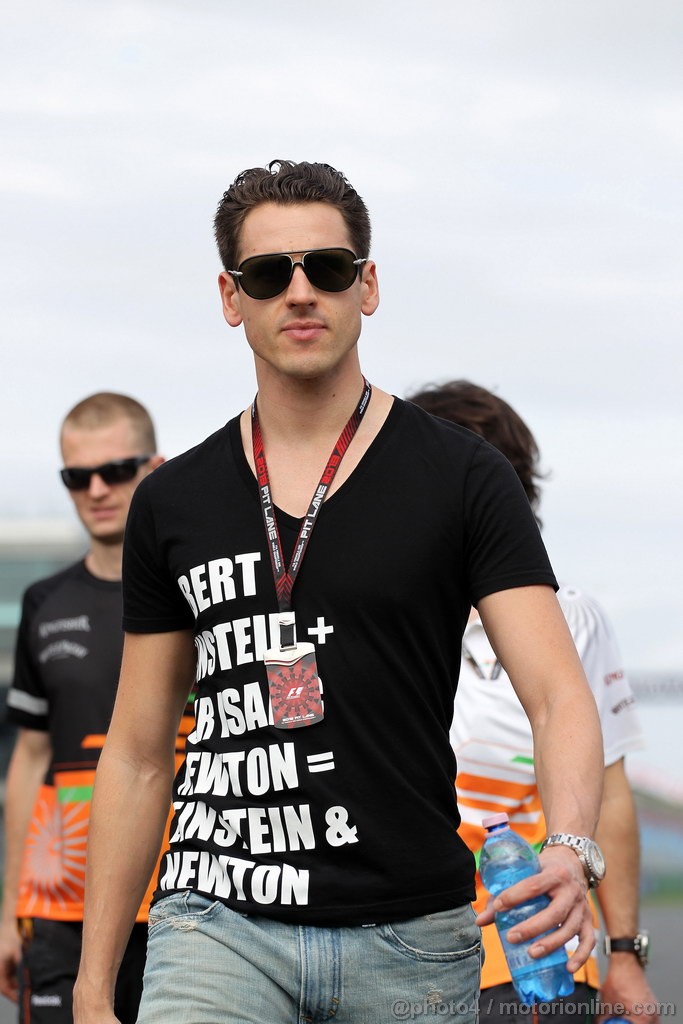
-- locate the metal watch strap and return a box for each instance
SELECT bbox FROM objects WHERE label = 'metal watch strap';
[544,834,582,851]
[540,832,605,888]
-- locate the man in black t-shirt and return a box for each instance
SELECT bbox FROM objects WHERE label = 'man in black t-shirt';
[75,162,606,1024]
[0,393,164,1024]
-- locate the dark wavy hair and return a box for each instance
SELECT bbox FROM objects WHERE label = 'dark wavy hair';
[214,159,372,271]
[406,380,546,522]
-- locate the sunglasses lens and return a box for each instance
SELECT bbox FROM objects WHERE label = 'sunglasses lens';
[60,468,91,491]
[236,249,360,299]
[60,458,146,491]
[240,254,293,299]
[304,249,358,292]
[99,461,141,485]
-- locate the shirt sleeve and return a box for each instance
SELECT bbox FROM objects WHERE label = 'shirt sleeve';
[122,477,195,634]
[558,584,644,764]
[5,587,50,730]
[462,439,558,604]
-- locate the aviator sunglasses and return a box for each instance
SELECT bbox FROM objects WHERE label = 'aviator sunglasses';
[228,247,367,300]
[60,456,151,491]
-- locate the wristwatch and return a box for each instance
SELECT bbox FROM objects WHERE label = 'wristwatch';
[604,932,650,968]
[540,833,606,888]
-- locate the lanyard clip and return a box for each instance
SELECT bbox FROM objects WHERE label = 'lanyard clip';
[278,612,296,651]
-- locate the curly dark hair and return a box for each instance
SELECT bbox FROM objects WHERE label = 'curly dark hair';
[406,380,546,521]
[214,159,372,272]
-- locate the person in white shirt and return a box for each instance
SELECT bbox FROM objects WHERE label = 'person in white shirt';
[407,380,658,1024]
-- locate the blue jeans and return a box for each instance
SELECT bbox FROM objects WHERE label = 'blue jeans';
[139,892,482,1023]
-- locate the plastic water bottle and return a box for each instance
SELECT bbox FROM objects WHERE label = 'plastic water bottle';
[480,812,574,1003]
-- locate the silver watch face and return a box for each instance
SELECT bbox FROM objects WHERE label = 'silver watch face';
[636,931,650,966]
[584,839,606,883]
[542,834,606,886]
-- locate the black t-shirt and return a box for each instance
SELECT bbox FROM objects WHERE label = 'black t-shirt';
[6,562,124,920]
[6,560,193,923]
[7,560,123,778]
[122,398,557,925]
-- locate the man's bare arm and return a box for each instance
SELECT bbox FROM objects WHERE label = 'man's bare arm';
[596,759,658,1024]
[477,585,604,972]
[73,629,195,1024]
[0,729,52,1002]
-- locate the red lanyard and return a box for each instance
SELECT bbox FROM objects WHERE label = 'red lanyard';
[251,379,372,634]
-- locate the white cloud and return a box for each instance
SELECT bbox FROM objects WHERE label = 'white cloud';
[1,0,682,670]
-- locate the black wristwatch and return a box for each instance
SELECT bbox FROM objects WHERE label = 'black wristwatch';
[604,931,650,968]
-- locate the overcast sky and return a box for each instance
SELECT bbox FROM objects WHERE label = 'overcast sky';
[2,0,682,672]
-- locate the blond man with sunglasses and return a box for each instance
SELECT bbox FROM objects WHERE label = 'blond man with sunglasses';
[0,393,163,1024]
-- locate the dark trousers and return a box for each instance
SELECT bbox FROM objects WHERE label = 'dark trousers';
[18,918,147,1024]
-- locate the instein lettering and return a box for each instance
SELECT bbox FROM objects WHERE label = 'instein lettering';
[194,613,283,680]
[170,800,315,854]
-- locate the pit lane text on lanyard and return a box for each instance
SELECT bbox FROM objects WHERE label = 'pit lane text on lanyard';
[252,379,372,728]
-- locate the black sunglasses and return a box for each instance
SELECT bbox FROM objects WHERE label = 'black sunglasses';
[228,247,367,300]
[60,456,151,491]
